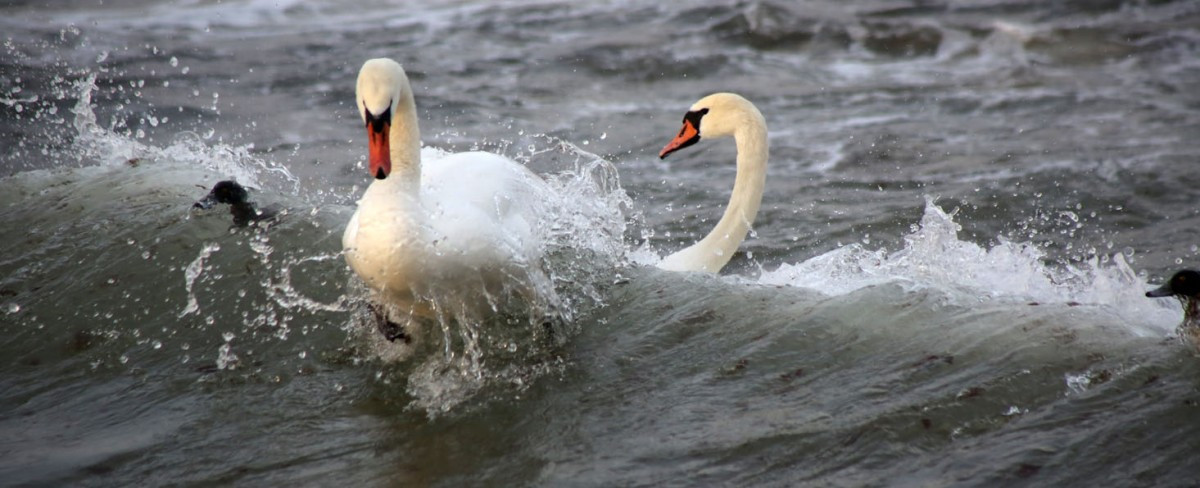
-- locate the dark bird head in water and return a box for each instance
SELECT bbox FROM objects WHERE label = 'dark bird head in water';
[1148,269,1200,339]
[194,180,250,209]
[1148,270,1200,350]
[194,180,275,227]
[1146,269,1200,299]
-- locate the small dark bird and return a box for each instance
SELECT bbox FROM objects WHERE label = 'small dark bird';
[369,303,411,344]
[193,180,277,227]
[1146,269,1200,348]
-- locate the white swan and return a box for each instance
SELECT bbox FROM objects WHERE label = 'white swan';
[656,93,768,273]
[342,58,549,331]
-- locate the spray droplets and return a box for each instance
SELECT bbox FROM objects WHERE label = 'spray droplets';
[216,332,238,370]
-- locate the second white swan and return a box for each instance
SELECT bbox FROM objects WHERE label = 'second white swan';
[656,93,769,273]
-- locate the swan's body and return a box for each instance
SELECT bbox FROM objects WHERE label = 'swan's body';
[342,59,547,322]
[656,93,768,273]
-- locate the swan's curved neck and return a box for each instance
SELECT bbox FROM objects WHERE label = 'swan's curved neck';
[384,88,422,192]
[663,118,768,273]
[703,123,767,268]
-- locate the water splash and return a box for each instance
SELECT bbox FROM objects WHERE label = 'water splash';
[54,67,293,190]
[216,331,239,370]
[180,242,221,317]
[760,196,1178,333]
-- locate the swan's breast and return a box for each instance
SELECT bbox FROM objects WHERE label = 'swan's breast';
[343,184,431,295]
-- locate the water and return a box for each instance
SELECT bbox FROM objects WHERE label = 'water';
[3,0,1200,486]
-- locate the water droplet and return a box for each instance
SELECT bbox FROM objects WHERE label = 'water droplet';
[216,342,238,370]
[119,355,129,364]
[4,303,20,314]
[298,351,307,359]
[152,340,162,350]
[222,332,235,342]
[169,56,178,67]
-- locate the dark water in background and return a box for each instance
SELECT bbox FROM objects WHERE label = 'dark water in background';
[3,0,1200,486]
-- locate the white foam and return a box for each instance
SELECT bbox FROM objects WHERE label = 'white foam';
[179,242,221,318]
[759,196,1179,335]
[66,73,291,189]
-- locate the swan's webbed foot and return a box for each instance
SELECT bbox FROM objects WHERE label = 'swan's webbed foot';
[370,303,412,344]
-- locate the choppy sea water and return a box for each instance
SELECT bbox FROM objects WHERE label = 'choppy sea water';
[2,0,1200,486]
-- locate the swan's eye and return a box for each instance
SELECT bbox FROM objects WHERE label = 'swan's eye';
[682,108,709,132]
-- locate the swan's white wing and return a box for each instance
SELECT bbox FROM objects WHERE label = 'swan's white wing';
[422,151,548,269]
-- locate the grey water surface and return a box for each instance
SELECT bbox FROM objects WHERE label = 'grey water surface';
[2,0,1200,486]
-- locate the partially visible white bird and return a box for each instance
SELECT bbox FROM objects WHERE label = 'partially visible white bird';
[656,93,769,273]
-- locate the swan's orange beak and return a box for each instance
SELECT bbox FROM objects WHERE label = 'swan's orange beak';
[659,118,701,159]
[366,107,392,179]
[368,121,390,179]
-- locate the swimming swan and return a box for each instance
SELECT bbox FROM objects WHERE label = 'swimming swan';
[342,58,549,335]
[656,93,768,273]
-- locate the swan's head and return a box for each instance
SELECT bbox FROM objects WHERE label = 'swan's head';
[356,58,409,180]
[659,92,762,159]
[1147,269,1200,299]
